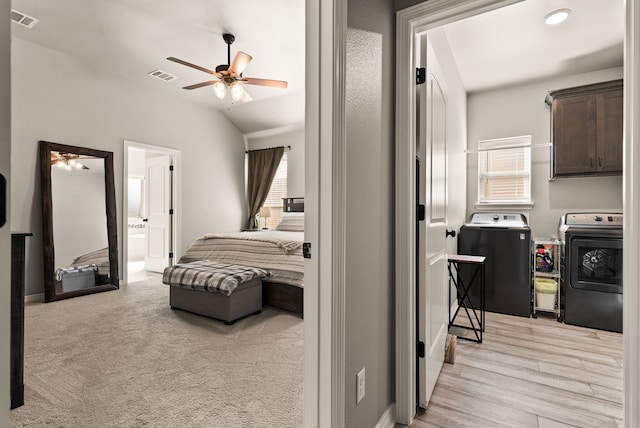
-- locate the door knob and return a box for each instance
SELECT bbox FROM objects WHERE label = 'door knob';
[446,229,456,238]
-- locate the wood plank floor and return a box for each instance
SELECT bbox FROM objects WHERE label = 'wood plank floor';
[406,312,623,428]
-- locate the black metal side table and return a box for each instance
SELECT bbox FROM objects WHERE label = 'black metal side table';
[448,254,486,343]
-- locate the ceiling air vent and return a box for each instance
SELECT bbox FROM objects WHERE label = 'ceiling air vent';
[148,69,177,83]
[11,10,39,28]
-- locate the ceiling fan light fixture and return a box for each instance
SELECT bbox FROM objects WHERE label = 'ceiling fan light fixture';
[230,83,245,102]
[212,81,227,99]
[544,8,571,25]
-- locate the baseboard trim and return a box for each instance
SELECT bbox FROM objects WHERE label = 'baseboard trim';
[375,403,396,428]
[25,293,44,303]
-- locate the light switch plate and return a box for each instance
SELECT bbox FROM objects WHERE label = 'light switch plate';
[356,367,365,404]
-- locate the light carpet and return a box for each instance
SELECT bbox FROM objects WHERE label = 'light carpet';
[10,275,303,427]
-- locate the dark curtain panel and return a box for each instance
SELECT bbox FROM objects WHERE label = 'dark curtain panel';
[246,146,285,229]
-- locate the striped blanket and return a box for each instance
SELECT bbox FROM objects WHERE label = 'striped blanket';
[71,247,110,275]
[178,231,304,288]
[163,260,271,296]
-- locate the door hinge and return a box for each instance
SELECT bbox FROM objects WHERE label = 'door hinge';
[169,252,174,259]
[417,204,426,221]
[418,341,425,358]
[416,67,426,85]
[169,165,174,171]
[303,242,311,259]
[169,208,174,215]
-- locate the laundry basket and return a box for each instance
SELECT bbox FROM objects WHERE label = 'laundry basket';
[535,278,557,310]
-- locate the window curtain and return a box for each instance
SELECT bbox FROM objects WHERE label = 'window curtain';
[246,146,285,229]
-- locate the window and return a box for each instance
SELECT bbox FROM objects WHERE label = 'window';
[477,135,531,205]
[262,152,287,229]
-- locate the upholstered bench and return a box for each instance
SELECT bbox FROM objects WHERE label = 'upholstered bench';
[162,261,271,325]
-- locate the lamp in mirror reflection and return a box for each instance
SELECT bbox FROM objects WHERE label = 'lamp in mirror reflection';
[51,151,89,170]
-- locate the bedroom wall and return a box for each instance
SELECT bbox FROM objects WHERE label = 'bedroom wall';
[345,0,395,425]
[244,126,305,198]
[466,67,624,238]
[0,0,10,421]
[11,37,247,297]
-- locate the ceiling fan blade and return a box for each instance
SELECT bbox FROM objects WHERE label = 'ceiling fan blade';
[182,80,219,90]
[228,51,252,77]
[167,57,221,77]
[243,77,288,89]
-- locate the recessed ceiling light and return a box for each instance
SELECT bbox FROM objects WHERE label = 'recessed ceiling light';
[545,8,571,25]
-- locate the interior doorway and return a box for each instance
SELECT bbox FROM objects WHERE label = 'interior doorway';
[395,0,636,426]
[123,140,181,284]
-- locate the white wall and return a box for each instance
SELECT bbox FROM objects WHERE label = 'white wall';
[11,38,247,296]
[1,0,10,421]
[467,67,624,237]
[244,126,305,198]
[345,0,395,425]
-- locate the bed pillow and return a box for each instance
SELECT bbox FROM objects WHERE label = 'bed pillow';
[276,212,305,231]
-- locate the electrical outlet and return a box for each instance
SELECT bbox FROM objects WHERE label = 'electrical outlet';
[356,367,366,404]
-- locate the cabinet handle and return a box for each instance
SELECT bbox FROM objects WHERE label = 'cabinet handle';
[590,157,594,168]
[599,157,603,167]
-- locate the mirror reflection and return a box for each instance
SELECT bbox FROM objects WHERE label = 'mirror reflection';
[40,141,119,302]
[51,152,110,292]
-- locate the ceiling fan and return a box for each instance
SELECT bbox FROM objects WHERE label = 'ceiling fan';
[51,152,89,170]
[167,33,288,103]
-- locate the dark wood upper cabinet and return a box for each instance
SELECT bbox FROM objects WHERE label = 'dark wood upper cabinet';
[547,79,623,177]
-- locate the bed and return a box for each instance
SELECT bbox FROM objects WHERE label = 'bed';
[172,197,305,316]
[69,247,110,275]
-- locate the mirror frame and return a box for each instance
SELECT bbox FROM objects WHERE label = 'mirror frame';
[39,140,119,302]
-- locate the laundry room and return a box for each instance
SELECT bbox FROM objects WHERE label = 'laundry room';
[460,62,622,331]
[404,2,626,426]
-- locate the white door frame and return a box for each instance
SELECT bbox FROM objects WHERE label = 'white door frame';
[623,1,640,425]
[395,0,640,426]
[122,140,181,284]
[304,0,347,426]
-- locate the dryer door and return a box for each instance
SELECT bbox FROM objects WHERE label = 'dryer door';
[569,236,622,293]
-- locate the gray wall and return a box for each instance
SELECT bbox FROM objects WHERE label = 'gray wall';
[0,0,10,421]
[12,38,247,296]
[245,127,305,198]
[345,0,395,425]
[466,67,624,237]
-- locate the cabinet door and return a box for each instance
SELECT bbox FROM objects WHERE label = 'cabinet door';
[553,94,597,175]
[596,89,623,173]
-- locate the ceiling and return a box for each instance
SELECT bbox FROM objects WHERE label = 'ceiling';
[11,0,305,135]
[443,0,624,93]
[10,0,623,134]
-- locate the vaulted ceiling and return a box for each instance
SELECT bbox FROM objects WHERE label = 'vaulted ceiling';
[11,0,305,135]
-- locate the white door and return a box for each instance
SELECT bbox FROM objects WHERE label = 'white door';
[417,34,449,407]
[144,155,172,272]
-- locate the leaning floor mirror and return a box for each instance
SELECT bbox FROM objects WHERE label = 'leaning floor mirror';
[39,140,119,302]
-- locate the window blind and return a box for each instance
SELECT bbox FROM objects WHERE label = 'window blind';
[477,136,531,204]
